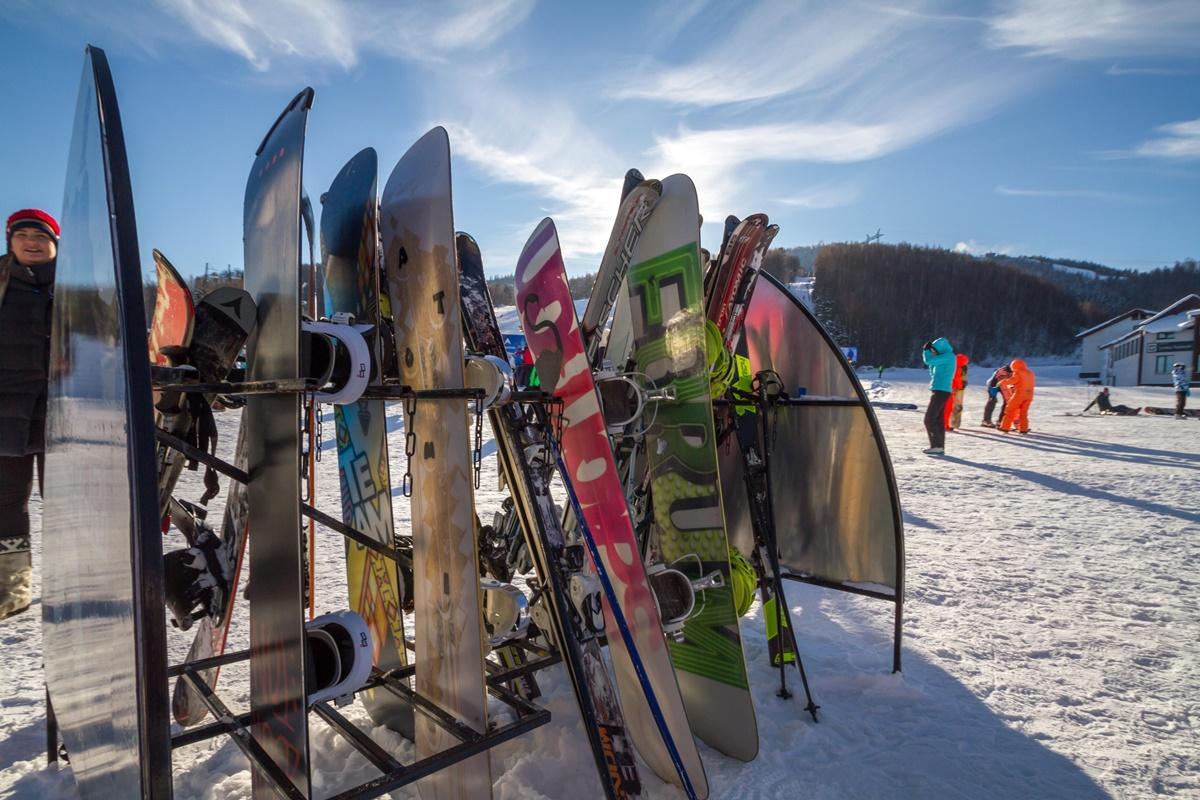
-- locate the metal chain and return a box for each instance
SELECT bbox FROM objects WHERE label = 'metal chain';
[472,394,484,489]
[402,394,417,497]
[314,399,323,463]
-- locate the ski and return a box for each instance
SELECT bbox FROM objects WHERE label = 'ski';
[458,232,641,800]
[321,147,414,738]
[580,169,662,367]
[516,218,707,800]
[624,174,758,762]
[242,87,313,798]
[382,127,492,797]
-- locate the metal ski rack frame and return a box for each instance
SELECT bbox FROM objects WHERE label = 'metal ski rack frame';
[723,385,820,719]
[128,383,571,799]
[715,391,905,673]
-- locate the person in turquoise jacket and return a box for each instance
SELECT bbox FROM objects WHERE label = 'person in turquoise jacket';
[921,337,955,454]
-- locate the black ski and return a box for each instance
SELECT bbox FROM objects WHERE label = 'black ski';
[458,233,642,800]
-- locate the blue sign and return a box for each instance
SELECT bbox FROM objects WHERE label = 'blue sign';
[503,333,527,365]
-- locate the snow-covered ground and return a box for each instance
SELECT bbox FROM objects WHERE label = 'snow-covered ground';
[2,363,1197,799]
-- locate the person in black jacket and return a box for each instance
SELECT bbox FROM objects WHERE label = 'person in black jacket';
[1082,387,1140,416]
[0,209,58,620]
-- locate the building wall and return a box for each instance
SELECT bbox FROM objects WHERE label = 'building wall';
[1104,337,1141,386]
[1140,327,1195,386]
[1080,317,1142,378]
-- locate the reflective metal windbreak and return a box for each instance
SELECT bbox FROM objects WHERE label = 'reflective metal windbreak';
[719,272,905,670]
[43,46,171,798]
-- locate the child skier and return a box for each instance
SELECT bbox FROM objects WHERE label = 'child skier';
[998,359,1036,434]
[981,363,1012,428]
[1172,362,1190,418]
[921,337,956,455]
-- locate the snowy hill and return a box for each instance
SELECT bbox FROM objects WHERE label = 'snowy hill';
[1,366,1197,798]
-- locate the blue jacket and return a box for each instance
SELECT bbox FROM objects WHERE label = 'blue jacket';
[922,337,956,392]
[1172,365,1190,393]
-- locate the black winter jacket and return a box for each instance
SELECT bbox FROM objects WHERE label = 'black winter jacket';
[0,253,56,456]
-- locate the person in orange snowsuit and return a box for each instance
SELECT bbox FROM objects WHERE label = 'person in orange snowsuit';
[998,359,1035,433]
[945,353,969,430]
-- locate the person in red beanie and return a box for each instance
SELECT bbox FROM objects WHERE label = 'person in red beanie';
[0,208,60,620]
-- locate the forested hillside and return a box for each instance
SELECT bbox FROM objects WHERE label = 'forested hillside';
[813,244,1086,367]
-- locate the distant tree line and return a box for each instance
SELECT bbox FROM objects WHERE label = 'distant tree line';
[813,243,1086,367]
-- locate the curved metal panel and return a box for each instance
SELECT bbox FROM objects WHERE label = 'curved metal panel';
[720,273,904,592]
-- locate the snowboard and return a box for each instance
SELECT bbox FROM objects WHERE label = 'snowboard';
[1143,406,1198,417]
[170,422,251,725]
[148,248,195,368]
[321,147,413,737]
[516,218,707,800]
[42,45,171,798]
[148,249,196,521]
[625,174,758,761]
[458,232,641,800]
[242,87,313,799]
[381,127,491,799]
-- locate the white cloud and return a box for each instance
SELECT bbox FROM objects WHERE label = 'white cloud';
[995,185,1136,201]
[437,80,631,271]
[775,184,859,209]
[1105,63,1195,76]
[613,1,963,107]
[986,0,1200,59]
[152,0,535,70]
[1131,119,1200,160]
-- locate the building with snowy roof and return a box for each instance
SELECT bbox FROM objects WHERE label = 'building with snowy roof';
[1098,294,1200,386]
[1074,308,1153,382]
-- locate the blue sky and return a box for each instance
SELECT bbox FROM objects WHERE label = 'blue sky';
[0,0,1197,279]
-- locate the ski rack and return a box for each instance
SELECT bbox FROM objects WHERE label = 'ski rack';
[163,647,555,799]
[714,391,905,674]
[720,383,820,720]
[113,383,574,798]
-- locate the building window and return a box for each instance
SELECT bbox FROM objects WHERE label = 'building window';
[1156,355,1171,374]
[1156,332,1174,341]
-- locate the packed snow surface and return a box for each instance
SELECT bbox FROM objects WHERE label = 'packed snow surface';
[2,364,1197,798]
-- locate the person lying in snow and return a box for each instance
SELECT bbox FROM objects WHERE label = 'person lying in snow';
[1082,388,1140,416]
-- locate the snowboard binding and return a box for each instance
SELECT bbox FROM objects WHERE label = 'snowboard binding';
[300,315,372,405]
[304,610,374,706]
[163,521,233,631]
[479,577,531,649]
[647,554,727,640]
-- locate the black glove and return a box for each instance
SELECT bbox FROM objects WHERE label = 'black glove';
[922,340,935,352]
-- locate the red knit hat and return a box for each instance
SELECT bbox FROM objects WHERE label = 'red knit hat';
[6,208,60,242]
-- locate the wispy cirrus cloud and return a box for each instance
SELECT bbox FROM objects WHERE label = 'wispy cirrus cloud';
[1130,119,1200,160]
[986,0,1200,59]
[1105,63,1196,76]
[775,183,859,210]
[16,0,537,72]
[995,184,1156,203]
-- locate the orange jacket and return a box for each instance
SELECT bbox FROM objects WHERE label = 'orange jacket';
[952,353,969,390]
[999,359,1035,402]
